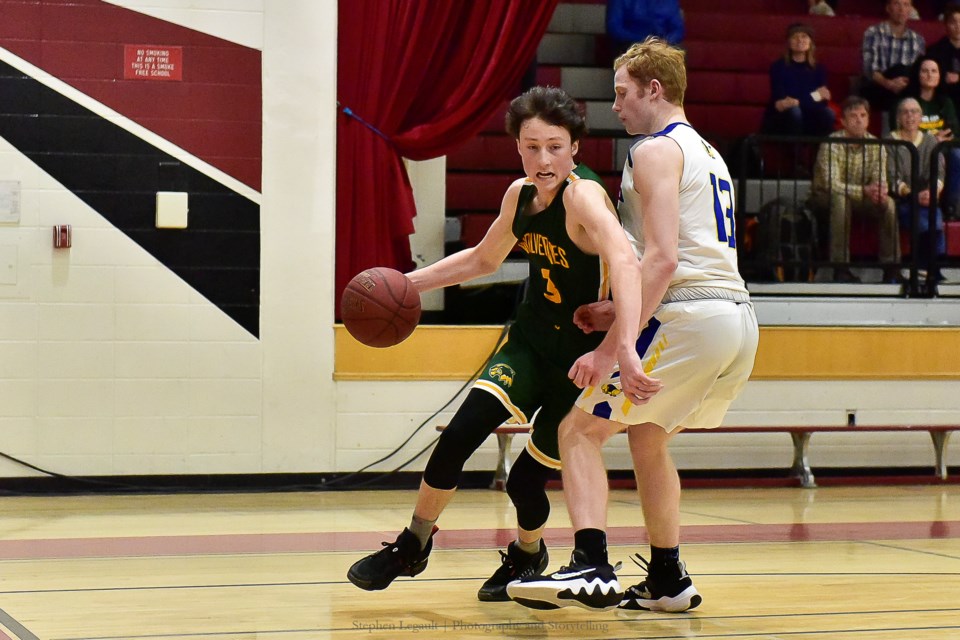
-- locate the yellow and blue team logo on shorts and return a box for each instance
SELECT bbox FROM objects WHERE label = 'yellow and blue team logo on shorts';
[601,382,622,396]
[488,363,516,388]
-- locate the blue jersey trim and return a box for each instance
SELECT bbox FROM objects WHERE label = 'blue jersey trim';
[652,121,693,138]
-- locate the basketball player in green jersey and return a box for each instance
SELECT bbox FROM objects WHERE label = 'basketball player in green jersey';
[509,38,758,613]
[347,86,644,601]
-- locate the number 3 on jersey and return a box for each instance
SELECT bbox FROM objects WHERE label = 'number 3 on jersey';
[710,173,735,248]
[540,268,562,303]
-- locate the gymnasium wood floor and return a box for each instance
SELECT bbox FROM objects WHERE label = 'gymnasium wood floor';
[0,484,957,639]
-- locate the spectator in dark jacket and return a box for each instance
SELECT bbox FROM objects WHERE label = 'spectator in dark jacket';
[925,2,960,104]
[763,23,836,137]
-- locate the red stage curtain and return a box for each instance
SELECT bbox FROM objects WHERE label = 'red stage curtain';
[335,0,559,317]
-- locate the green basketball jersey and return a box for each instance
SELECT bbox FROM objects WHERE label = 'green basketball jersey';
[510,164,612,369]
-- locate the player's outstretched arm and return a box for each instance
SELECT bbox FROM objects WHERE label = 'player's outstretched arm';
[563,179,647,389]
[406,180,524,294]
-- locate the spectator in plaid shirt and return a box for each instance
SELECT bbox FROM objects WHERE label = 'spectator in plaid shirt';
[809,97,900,283]
[861,0,925,113]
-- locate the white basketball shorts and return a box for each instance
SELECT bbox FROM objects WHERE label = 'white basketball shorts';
[575,299,759,433]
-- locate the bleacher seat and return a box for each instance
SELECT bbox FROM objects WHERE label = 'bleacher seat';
[947,221,960,257]
[686,71,769,106]
[447,0,955,268]
[446,173,515,212]
[686,104,766,138]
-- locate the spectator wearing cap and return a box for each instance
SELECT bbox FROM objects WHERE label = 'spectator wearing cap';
[762,22,836,137]
[861,0,925,113]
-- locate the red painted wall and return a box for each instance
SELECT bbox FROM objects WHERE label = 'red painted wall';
[0,0,262,190]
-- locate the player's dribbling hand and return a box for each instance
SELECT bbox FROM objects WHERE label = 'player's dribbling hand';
[573,300,615,333]
[617,351,662,405]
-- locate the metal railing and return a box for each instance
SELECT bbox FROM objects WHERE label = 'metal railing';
[735,133,952,298]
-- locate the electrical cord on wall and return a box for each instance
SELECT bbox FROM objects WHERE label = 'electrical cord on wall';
[303,279,527,490]
[0,451,171,493]
[313,320,512,490]
[0,320,514,494]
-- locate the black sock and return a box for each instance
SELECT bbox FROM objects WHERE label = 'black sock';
[650,544,680,568]
[574,528,608,565]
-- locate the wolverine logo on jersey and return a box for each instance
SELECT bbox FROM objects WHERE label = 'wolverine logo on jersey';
[701,139,717,160]
[517,233,570,268]
[601,383,622,397]
[488,363,516,388]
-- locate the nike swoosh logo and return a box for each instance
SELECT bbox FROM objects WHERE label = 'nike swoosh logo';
[552,567,596,580]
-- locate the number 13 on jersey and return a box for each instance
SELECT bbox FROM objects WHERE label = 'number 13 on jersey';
[710,173,735,248]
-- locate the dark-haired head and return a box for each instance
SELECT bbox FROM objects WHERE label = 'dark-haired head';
[505,86,587,142]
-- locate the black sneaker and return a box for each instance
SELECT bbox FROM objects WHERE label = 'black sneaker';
[506,549,622,611]
[619,553,702,612]
[346,526,437,591]
[477,541,549,602]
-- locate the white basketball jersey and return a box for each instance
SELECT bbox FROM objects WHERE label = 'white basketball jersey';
[618,122,747,297]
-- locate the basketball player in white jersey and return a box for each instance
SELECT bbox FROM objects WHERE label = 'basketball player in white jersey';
[507,37,760,612]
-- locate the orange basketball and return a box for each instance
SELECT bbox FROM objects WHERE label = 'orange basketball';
[341,267,421,348]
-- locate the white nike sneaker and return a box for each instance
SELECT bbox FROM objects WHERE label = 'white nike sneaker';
[506,549,623,611]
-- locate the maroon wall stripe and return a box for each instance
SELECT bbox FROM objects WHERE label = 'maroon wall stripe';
[0,521,955,560]
[0,0,262,190]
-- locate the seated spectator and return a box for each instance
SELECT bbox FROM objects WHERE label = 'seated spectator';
[910,56,960,215]
[809,97,900,283]
[861,0,926,113]
[937,0,956,19]
[925,2,960,105]
[763,23,836,137]
[888,97,947,280]
[911,57,960,139]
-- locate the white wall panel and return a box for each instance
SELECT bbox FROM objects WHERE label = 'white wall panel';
[37,417,115,454]
[0,303,37,339]
[187,379,261,416]
[0,342,36,378]
[184,416,262,453]
[0,418,38,455]
[114,342,190,378]
[2,0,958,482]
[37,380,114,418]
[0,380,36,417]
[38,342,114,379]
[113,379,191,418]
[114,304,192,341]
[104,0,266,49]
[334,379,960,475]
[188,342,262,379]
[37,304,116,341]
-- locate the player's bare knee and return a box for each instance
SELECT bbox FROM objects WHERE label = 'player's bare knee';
[559,409,618,446]
[627,423,672,458]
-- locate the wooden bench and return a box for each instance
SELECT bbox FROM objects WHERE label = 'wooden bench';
[437,424,958,490]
